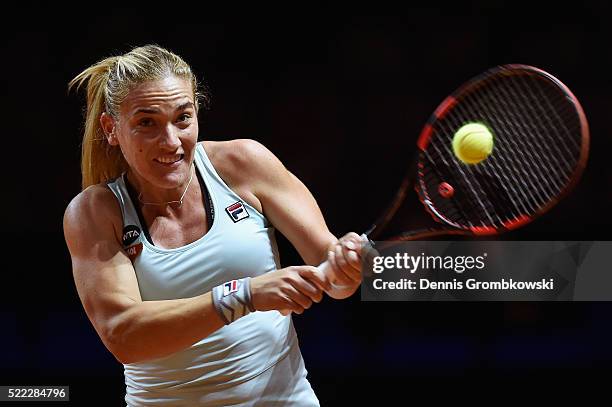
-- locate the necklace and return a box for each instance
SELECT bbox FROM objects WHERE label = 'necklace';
[138,165,195,207]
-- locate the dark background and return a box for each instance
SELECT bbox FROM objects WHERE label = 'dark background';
[2,5,611,405]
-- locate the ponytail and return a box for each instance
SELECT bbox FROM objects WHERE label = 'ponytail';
[68,57,127,189]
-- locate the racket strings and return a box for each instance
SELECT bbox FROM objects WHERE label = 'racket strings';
[420,69,583,229]
[463,80,570,216]
[473,81,558,206]
[430,118,525,226]
[483,74,579,210]
[490,74,580,194]
[437,106,529,220]
[422,147,497,227]
[451,88,543,215]
[432,88,543,225]
[443,89,535,219]
[522,74,581,157]
[502,76,577,180]
[449,97,533,216]
[426,136,502,224]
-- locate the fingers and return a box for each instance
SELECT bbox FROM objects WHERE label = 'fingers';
[333,243,348,272]
[340,241,361,270]
[339,232,366,266]
[297,266,331,294]
[341,232,363,253]
[327,234,362,286]
[251,267,324,314]
[280,266,331,315]
[342,231,362,242]
[281,288,312,314]
[286,267,324,304]
[329,249,361,285]
[279,294,307,314]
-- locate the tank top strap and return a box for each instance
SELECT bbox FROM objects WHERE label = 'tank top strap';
[106,175,146,255]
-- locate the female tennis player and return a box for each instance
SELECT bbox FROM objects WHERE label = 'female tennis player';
[63,44,363,406]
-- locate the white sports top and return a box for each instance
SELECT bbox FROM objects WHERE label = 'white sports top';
[107,143,302,404]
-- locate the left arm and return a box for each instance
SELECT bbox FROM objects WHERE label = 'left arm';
[259,168,364,299]
[215,139,363,299]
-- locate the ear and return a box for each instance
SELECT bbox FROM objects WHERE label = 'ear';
[100,112,119,146]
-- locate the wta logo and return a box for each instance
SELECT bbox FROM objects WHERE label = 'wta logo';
[225,202,249,223]
[122,225,143,261]
[122,225,141,246]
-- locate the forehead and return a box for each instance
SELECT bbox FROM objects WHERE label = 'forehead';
[121,76,194,115]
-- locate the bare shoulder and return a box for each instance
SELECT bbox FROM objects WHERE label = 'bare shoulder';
[64,184,121,226]
[63,184,123,247]
[202,139,281,171]
[201,139,287,188]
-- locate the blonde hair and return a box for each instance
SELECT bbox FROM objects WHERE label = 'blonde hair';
[68,44,208,189]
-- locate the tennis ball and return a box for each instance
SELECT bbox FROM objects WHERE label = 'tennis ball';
[452,122,494,164]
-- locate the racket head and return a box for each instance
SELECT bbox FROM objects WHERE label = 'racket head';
[370,65,589,241]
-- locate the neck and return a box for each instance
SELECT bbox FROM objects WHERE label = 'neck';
[130,165,195,208]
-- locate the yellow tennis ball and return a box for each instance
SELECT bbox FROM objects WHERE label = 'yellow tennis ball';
[452,122,494,164]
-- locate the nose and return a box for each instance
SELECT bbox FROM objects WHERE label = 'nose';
[159,123,181,150]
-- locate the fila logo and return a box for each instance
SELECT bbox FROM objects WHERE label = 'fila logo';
[225,202,249,223]
[222,280,239,296]
[122,225,141,246]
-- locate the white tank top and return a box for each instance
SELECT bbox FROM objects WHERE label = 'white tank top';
[107,143,301,402]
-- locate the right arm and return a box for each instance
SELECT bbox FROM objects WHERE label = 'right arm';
[63,186,328,364]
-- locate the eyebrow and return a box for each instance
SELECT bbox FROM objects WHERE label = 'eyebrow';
[132,102,195,115]
[177,102,195,111]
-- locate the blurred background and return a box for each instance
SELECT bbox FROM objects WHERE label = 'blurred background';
[1,4,611,404]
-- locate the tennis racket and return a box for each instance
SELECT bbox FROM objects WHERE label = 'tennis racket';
[283,64,589,314]
[364,63,589,241]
